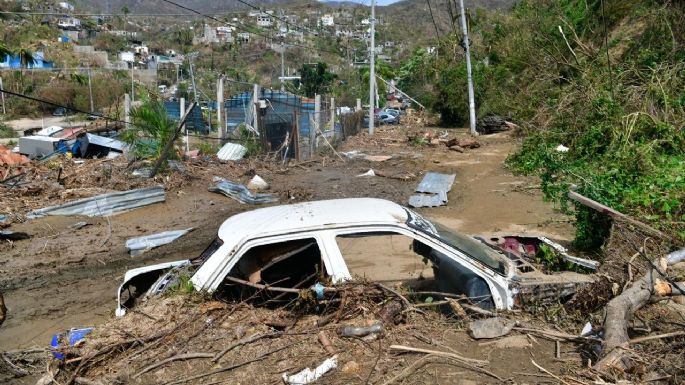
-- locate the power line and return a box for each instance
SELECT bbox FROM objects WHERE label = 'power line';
[0,87,129,125]
[425,0,441,38]
[157,0,341,55]
[0,11,208,17]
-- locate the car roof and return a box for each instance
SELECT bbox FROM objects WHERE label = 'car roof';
[217,198,408,241]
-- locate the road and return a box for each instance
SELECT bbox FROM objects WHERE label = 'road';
[4,116,90,134]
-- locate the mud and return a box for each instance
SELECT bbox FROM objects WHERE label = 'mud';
[0,126,573,353]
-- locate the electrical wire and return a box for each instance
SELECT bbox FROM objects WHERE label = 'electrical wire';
[425,0,441,39]
[0,87,129,125]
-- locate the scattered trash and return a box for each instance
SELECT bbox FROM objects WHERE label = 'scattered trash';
[489,235,599,270]
[217,142,247,161]
[185,149,199,159]
[341,151,392,162]
[209,177,278,205]
[50,327,93,360]
[0,230,30,240]
[339,321,383,337]
[27,186,166,218]
[469,317,516,339]
[408,172,456,208]
[69,221,90,230]
[247,175,269,191]
[75,133,128,158]
[18,135,66,159]
[282,355,338,385]
[356,169,376,177]
[580,322,592,336]
[0,214,9,227]
[555,144,570,153]
[126,228,194,256]
[34,125,64,137]
[167,160,186,173]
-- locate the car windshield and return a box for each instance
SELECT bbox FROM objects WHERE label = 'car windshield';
[405,209,506,275]
[432,222,506,274]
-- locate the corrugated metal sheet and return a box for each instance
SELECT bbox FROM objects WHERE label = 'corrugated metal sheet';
[217,142,247,161]
[208,177,278,205]
[408,172,456,208]
[27,186,166,218]
[126,228,193,256]
[85,133,128,152]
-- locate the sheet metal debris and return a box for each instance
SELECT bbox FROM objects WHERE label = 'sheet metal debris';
[209,177,278,205]
[126,228,193,256]
[469,317,516,339]
[283,355,338,384]
[217,142,247,161]
[0,230,30,240]
[408,172,456,208]
[27,186,166,218]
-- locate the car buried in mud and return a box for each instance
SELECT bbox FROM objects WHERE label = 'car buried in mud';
[115,198,597,316]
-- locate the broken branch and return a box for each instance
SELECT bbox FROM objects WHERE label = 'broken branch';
[388,344,488,366]
[134,352,214,378]
[212,332,282,362]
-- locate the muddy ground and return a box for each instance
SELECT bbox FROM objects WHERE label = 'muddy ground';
[0,125,577,383]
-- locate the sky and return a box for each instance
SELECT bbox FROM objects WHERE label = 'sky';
[319,0,404,6]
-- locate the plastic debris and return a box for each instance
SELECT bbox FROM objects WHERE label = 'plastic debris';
[282,355,338,384]
[555,144,569,153]
[580,322,592,336]
[27,186,166,218]
[469,317,516,339]
[356,169,376,177]
[247,175,269,191]
[209,177,278,205]
[408,172,456,208]
[339,321,384,338]
[50,327,93,360]
[0,230,30,240]
[217,142,247,161]
[126,228,194,256]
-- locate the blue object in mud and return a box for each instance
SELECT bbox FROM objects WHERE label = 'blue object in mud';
[50,327,93,359]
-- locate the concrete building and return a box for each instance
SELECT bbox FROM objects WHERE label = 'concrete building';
[319,14,334,27]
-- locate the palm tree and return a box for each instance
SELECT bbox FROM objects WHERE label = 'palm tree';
[121,98,178,160]
[0,43,11,59]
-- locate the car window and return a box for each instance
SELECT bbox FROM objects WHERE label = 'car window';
[224,238,324,288]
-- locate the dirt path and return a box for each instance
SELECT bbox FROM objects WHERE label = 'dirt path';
[0,126,573,351]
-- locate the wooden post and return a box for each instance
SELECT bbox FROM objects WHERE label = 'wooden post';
[356,98,361,111]
[0,77,6,115]
[252,83,260,135]
[180,97,187,153]
[124,93,131,128]
[330,97,335,132]
[293,110,300,162]
[312,93,320,154]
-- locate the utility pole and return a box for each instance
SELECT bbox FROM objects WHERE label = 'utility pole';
[0,77,5,115]
[87,65,94,112]
[280,43,285,92]
[368,0,376,135]
[188,55,198,102]
[180,97,187,153]
[130,65,134,103]
[217,75,224,142]
[458,0,477,135]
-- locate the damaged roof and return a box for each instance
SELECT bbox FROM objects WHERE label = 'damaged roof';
[217,198,408,241]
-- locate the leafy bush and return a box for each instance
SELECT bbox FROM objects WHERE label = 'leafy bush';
[0,122,17,138]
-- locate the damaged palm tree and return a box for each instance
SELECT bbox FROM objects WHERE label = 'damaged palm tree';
[120,99,196,170]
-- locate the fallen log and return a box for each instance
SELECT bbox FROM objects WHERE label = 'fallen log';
[594,247,685,376]
[0,291,5,328]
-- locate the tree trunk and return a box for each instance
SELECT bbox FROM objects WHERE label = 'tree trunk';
[0,291,6,328]
[594,248,685,375]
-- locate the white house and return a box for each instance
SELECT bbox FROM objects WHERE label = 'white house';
[216,26,234,43]
[133,45,149,55]
[319,14,334,27]
[119,51,135,62]
[58,2,74,11]
[57,17,81,30]
[361,18,370,25]
[237,32,250,43]
[256,15,272,27]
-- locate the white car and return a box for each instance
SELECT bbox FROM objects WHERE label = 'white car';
[115,198,595,316]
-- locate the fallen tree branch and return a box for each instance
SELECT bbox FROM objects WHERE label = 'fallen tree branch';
[629,330,685,345]
[594,248,685,376]
[212,332,281,362]
[388,344,488,366]
[223,275,337,294]
[134,352,214,378]
[166,342,296,385]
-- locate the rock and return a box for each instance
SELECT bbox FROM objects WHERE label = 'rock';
[429,138,441,146]
[247,175,269,191]
[477,115,514,135]
[457,138,481,149]
[449,145,465,153]
[468,317,516,339]
[341,360,361,374]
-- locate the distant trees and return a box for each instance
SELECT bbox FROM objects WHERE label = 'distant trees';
[298,62,337,98]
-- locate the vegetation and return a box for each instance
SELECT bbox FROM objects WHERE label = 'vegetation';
[298,62,337,98]
[121,98,178,160]
[399,0,685,247]
[0,122,17,138]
